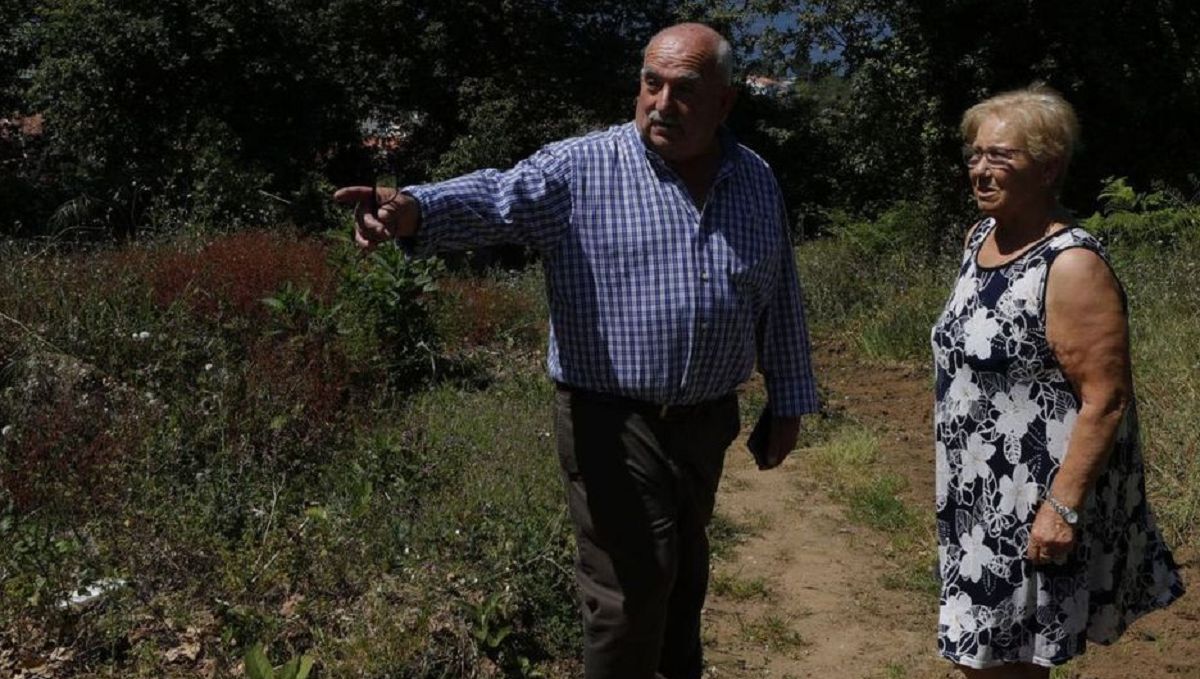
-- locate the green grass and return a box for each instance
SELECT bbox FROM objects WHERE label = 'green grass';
[1118,239,1200,549]
[804,422,936,596]
[1,194,1195,676]
[710,571,773,601]
[739,613,808,653]
[0,233,577,677]
[709,509,771,561]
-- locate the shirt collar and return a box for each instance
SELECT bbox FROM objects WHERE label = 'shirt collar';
[625,122,740,181]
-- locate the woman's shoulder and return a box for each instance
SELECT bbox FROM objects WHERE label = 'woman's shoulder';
[1048,223,1105,252]
[1043,224,1113,269]
[1044,226,1123,296]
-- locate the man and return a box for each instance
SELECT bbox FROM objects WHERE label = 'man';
[334,22,818,679]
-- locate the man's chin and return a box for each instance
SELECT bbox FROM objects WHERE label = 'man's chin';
[647,138,679,157]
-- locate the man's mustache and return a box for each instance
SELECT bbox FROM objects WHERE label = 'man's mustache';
[648,110,681,127]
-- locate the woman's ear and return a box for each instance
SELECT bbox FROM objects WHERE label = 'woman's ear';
[1041,158,1065,188]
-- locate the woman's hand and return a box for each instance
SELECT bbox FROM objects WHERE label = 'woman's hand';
[1027,502,1076,564]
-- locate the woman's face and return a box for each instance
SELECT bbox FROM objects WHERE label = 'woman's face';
[966,115,1056,219]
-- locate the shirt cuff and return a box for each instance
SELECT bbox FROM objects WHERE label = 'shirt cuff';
[765,376,820,418]
[399,184,443,255]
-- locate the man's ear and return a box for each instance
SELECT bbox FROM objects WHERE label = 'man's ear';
[719,85,737,122]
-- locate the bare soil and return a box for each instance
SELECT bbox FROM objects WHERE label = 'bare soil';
[704,341,1199,678]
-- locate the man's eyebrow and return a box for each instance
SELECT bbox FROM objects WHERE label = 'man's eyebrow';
[640,67,702,84]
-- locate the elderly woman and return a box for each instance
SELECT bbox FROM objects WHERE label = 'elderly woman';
[930,84,1184,677]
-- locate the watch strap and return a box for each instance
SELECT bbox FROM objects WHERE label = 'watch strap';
[1046,495,1080,526]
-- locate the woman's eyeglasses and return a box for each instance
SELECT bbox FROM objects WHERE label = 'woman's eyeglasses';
[963,145,1028,169]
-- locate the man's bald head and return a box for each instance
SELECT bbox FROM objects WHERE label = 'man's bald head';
[644,23,734,86]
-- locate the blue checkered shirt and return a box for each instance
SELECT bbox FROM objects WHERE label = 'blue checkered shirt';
[406,122,818,416]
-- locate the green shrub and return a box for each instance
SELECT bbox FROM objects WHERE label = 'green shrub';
[331,238,445,389]
[1082,177,1200,249]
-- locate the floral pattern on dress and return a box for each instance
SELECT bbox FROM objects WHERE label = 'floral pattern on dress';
[930,219,1185,668]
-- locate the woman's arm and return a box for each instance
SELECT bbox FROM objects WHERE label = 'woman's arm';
[1028,247,1131,563]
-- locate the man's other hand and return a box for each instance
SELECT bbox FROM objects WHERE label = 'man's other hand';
[761,416,802,469]
[333,186,419,251]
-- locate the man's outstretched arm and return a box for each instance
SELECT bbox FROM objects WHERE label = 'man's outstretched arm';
[333,145,573,254]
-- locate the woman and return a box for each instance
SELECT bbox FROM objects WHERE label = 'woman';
[931,84,1184,677]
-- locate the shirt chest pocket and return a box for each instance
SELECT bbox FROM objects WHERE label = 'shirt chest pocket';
[722,221,777,307]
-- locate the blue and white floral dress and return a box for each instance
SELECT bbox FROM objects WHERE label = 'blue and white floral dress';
[930,219,1184,668]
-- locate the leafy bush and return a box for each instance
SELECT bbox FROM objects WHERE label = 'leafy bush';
[1081,177,1200,249]
[825,200,949,258]
[332,240,445,388]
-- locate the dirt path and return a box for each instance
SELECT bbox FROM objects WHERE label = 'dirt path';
[704,342,1199,678]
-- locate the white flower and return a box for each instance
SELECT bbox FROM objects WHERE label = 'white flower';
[936,441,951,507]
[992,384,1038,443]
[997,264,1044,316]
[0,425,12,437]
[946,367,983,418]
[947,275,976,316]
[1061,589,1089,634]
[132,330,151,341]
[962,308,1001,359]
[1124,474,1143,515]
[1125,525,1148,571]
[940,591,977,642]
[959,433,995,489]
[204,363,214,372]
[1033,636,1060,663]
[959,525,995,582]
[1009,580,1035,618]
[1045,410,1078,463]
[998,464,1040,519]
[1087,604,1121,642]
[1089,549,1116,591]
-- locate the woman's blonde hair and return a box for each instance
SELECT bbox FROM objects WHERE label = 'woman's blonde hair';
[961,83,1081,172]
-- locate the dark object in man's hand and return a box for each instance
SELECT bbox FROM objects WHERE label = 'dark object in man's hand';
[747,405,775,469]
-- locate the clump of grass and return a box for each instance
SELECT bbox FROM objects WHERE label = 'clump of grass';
[805,423,933,595]
[710,571,773,601]
[709,509,771,561]
[739,613,807,654]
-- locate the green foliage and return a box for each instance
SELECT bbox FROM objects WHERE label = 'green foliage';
[244,643,314,679]
[1082,177,1200,249]
[796,210,955,364]
[5,0,681,237]
[332,240,444,387]
[826,200,947,256]
[691,0,1200,234]
[0,233,577,676]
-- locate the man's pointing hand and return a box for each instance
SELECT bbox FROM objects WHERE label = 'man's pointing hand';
[333,186,419,251]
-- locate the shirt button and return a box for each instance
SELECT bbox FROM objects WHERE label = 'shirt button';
[700,322,709,331]
[700,270,710,281]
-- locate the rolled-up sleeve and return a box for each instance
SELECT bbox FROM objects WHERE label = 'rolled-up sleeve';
[403,144,573,255]
[758,199,820,417]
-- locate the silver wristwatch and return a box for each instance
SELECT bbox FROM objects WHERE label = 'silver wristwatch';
[1046,495,1080,527]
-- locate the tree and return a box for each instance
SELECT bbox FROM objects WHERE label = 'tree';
[691,0,1200,238]
[8,0,681,238]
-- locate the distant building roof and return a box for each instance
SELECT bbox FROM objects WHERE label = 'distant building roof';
[744,75,796,97]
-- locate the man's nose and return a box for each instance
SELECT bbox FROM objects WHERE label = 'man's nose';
[655,86,678,112]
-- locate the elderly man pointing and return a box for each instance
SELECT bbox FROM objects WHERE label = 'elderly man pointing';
[334,22,818,679]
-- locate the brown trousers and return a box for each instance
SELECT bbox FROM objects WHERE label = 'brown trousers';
[554,386,740,679]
